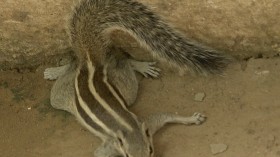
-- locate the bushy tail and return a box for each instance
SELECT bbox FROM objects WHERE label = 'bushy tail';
[70,0,230,74]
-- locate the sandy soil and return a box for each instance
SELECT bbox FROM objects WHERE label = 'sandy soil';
[0,58,280,157]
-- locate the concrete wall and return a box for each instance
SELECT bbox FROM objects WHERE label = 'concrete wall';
[1,0,279,69]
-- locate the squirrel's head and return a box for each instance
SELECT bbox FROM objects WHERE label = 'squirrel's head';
[113,123,154,157]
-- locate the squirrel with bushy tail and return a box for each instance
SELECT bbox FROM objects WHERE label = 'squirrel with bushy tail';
[44,0,230,157]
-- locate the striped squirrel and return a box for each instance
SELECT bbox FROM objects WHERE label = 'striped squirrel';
[44,0,229,156]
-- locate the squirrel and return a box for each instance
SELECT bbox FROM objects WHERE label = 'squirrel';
[44,0,229,156]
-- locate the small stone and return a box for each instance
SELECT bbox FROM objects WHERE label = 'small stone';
[210,143,228,155]
[255,70,270,75]
[194,92,206,102]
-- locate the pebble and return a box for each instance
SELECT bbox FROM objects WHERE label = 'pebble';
[210,143,228,155]
[194,92,206,102]
[255,70,270,75]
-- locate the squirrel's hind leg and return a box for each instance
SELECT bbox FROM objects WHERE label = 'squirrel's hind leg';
[106,46,161,106]
[143,112,206,135]
[106,54,139,107]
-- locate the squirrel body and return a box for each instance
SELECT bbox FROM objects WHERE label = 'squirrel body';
[44,0,228,156]
[70,0,229,74]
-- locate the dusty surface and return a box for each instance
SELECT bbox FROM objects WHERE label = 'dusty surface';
[1,0,280,69]
[1,58,280,157]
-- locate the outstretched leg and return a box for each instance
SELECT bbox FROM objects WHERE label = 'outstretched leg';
[143,112,206,135]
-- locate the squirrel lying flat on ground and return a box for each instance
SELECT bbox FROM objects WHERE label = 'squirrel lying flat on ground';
[44,0,229,157]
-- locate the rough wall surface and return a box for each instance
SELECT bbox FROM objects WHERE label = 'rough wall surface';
[0,0,71,69]
[0,0,279,69]
[141,0,280,57]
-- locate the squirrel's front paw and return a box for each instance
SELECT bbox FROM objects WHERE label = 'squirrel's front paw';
[131,61,161,78]
[44,64,71,80]
[44,68,60,80]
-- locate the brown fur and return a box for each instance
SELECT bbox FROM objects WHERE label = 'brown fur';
[69,0,230,75]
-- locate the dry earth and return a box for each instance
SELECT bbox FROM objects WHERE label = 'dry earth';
[0,58,280,157]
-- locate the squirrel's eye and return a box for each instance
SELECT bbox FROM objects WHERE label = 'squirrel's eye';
[149,146,153,154]
[117,138,123,146]
[145,129,150,137]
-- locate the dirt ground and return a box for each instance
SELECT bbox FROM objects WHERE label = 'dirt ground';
[0,58,280,157]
